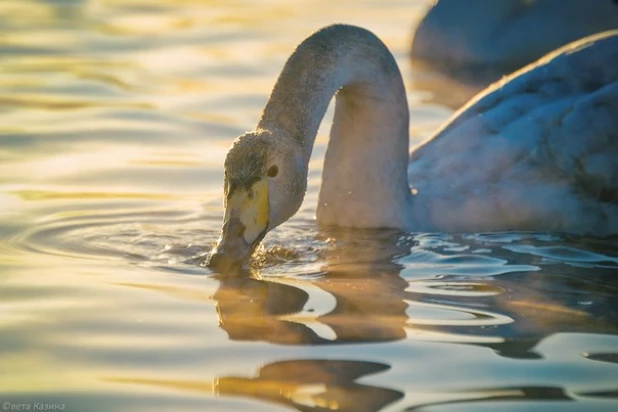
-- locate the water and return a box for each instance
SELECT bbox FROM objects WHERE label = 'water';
[1,1,617,411]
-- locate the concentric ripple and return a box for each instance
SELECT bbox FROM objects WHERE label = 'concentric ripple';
[11,203,219,273]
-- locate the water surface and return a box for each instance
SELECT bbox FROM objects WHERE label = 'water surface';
[1,1,618,411]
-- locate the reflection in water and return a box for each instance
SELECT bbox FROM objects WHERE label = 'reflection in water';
[108,359,402,412]
[404,386,572,411]
[204,230,618,409]
[215,229,412,345]
[215,360,403,412]
[214,276,323,344]
[215,273,409,344]
[213,230,618,352]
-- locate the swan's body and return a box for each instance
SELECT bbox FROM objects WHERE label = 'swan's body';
[209,25,618,271]
[412,0,618,77]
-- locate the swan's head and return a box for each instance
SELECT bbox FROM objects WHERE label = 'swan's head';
[208,129,307,272]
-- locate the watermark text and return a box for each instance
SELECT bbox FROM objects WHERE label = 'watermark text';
[2,402,65,411]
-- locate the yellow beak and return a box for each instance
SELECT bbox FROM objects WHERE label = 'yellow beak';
[208,178,269,273]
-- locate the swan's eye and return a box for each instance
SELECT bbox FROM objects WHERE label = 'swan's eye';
[267,165,279,178]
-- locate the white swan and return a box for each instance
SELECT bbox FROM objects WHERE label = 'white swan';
[208,24,618,271]
[412,0,618,77]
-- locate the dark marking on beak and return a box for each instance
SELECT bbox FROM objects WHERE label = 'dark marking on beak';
[207,216,268,274]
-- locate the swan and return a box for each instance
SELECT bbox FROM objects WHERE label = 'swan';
[208,24,618,271]
[412,0,618,78]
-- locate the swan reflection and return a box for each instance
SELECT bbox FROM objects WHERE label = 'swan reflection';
[214,229,412,345]
[214,359,403,412]
[109,230,618,411]
[213,230,618,354]
[106,359,403,412]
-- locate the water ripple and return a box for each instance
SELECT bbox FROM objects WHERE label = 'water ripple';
[2,1,618,411]
[11,203,217,273]
[504,244,618,267]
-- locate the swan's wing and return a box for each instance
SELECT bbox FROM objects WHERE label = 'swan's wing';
[409,31,618,233]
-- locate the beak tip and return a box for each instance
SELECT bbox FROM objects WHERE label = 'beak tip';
[208,214,266,274]
[207,251,240,274]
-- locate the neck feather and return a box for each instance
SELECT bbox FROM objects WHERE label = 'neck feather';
[258,25,413,229]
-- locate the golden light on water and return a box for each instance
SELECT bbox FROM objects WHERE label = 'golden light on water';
[2,1,618,411]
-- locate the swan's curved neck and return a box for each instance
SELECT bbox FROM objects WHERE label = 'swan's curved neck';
[258,25,413,229]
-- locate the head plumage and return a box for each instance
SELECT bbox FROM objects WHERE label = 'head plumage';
[224,130,272,194]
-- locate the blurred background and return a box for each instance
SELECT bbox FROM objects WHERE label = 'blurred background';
[0,0,439,226]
